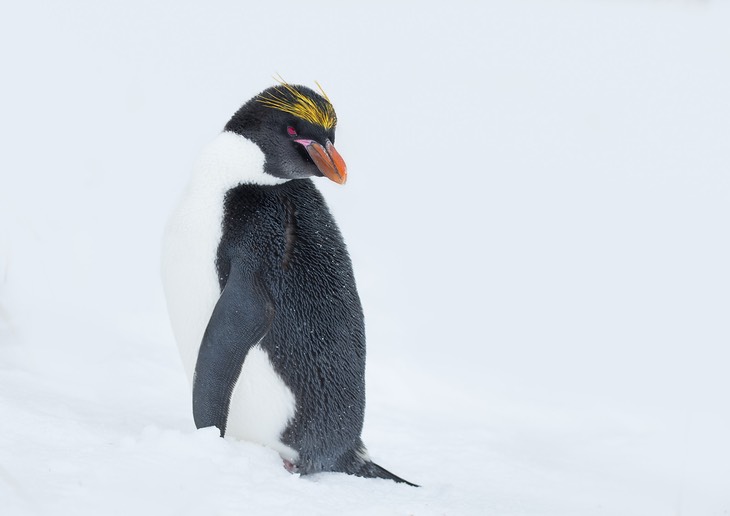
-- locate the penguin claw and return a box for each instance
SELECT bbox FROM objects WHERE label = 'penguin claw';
[283,459,299,474]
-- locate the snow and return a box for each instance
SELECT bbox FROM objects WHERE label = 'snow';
[1,1,729,514]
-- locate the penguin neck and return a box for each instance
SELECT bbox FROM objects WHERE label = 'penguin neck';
[189,131,288,195]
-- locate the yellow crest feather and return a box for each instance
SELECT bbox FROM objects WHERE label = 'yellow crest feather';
[257,77,337,130]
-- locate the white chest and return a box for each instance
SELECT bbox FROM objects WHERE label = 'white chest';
[161,190,223,382]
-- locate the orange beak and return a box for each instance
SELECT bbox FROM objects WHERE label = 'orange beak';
[295,139,347,184]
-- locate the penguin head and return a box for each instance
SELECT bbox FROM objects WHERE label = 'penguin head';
[224,83,347,184]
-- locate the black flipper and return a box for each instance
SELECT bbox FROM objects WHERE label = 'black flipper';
[192,265,274,436]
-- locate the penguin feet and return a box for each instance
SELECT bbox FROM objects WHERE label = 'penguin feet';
[283,459,299,474]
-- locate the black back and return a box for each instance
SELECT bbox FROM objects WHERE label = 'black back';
[216,178,367,472]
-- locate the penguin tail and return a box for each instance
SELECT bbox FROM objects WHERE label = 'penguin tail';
[355,460,420,487]
[336,442,419,487]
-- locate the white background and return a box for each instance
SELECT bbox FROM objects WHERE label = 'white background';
[1,1,728,514]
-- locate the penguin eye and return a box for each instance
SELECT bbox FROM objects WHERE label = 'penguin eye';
[287,126,297,136]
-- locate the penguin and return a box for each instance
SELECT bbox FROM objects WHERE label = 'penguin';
[162,81,416,486]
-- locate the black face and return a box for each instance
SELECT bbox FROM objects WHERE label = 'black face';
[224,85,339,181]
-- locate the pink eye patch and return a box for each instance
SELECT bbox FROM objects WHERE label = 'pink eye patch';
[287,126,297,136]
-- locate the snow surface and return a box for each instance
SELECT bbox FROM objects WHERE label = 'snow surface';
[1,1,729,515]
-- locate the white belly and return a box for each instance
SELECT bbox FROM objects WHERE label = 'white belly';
[227,345,298,460]
[161,131,296,458]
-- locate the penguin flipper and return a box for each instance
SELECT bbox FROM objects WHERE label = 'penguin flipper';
[192,265,274,436]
